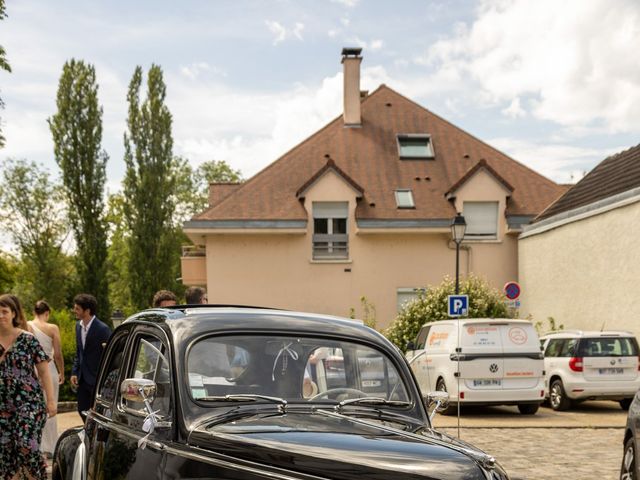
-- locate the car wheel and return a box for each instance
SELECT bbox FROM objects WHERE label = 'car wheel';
[549,379,571,411]
[621,436,636,480]
[621,399,633,411]
[436,378,458,416]
[518,403,539,415]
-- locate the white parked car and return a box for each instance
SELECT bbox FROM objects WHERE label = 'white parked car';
[406,319,545,415]
[540,330,640,411]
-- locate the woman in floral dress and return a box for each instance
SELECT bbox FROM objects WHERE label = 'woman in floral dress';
[0,294,57,480]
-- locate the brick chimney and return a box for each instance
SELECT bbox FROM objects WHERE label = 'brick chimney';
[341,47,362,127]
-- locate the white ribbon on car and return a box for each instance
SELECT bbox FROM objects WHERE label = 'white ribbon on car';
[72,430,86,480]
[272,342,299,381]
[137,408,161,449]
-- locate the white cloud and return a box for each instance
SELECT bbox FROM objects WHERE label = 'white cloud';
[180,62,226,80]
[370,39,384,51]
[331,0,359,7]
[424,0,640,133]
[489,137,625,183]
[501,97,525,119]
[265,20,305,45]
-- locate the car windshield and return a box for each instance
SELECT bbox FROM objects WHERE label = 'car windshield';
[578,337,639,357]
[187,335,410,405]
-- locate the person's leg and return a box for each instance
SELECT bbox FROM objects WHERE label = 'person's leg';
[77,382,93,421]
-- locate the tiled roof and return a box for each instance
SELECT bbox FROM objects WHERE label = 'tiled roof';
[296,158,364,198]
[445,158,514,198]
[536,143,640,221]
[194,85,565,223]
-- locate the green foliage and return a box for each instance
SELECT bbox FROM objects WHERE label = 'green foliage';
[123,64,178,309]
[0,0,11,148]
[385,275,511,351]
[534,316,564,336]
[349,296,377,330]
[49,308,77,401]
[0,159,72,308]
[105,193,135,316]
[0,251,17,292]
[49,59,110,319]
[173,157,243,224]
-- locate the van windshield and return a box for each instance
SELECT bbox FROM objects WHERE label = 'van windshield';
[577,337,639,357]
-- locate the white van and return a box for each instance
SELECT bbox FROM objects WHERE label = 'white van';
[405,318,545,414]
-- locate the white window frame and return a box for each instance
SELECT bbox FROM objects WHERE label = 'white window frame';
[312,202,348,260]
[397,134,435,159]
[463,201,499,240]
[394,189,415,209]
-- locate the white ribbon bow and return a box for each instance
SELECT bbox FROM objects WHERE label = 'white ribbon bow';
[272,342,299,381]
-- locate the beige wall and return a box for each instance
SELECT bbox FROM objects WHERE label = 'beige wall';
[194,169,519,330]
[519,200,640,337]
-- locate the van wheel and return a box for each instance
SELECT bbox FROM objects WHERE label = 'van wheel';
[549,379,571,411]
[436,379,458,416]
[517,403,539,415]
[620,398,633,410]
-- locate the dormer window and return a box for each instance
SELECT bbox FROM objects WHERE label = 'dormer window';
[463,201,499,239]
[312,202,348,259]
[395,189,415,208]
[397,134,434,159]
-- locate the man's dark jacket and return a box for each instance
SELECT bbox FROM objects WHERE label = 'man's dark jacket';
[72,317,112,387]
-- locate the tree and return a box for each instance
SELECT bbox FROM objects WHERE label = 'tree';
[0,0,12,148]
[123,65,177,309]
[49,59,110,319]
[0,250,17,292]
[385,275,512,351]
[105,192,134,316]
[0,159,72,307]
[172,158,243,223]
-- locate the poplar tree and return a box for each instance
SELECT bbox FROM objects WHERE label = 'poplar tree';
[0,0,12,148]
[49,59,110,319]
[123,65,176,309]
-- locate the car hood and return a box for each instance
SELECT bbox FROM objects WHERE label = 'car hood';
[187,410,503,480]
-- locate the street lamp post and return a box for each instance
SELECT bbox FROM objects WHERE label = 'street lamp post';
[450,213,467,294]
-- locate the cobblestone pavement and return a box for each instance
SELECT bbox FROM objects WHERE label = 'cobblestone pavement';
[440,427,624,480]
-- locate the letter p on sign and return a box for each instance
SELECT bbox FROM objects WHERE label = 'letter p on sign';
[448,295,469,317]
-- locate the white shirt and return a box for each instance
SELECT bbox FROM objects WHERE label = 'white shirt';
[81,316,95,349]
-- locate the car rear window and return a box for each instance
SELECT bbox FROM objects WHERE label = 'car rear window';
[577,337,639,357]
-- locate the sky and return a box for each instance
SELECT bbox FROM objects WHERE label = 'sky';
[1,0,640,197]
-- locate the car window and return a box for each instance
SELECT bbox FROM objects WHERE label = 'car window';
[188,335,410,404]
[544,339,565,358]
[559,339,578,357]
[122,334,172,418]
[578,337,639,357]
[415,326,430,350]
[96,333,129,407]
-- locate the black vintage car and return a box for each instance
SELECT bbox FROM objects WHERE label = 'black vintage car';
[53,306,510,480]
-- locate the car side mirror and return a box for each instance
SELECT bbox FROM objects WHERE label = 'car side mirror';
[425,390,449,421]
[406,341,415,351]
[121,378,157,405]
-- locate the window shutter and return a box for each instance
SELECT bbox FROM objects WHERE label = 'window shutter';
[463,202,498,236]
[313,202,348,219]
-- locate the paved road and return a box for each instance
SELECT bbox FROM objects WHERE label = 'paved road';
[52,401,628,480]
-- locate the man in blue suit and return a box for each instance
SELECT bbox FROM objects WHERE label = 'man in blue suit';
[70,293,111,420]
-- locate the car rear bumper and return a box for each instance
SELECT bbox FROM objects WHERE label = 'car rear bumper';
[563,381,640,400]
[450,379,546,404]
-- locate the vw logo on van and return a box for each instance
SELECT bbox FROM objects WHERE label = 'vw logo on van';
[489,363,499,373]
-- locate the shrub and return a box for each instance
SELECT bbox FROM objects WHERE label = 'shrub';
[49,308,78,401]
[385,275,512,351]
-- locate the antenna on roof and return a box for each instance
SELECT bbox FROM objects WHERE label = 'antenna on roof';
[600,321,606,332]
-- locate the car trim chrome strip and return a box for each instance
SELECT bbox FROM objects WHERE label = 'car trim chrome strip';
[450,352,544,361]
[88,413,326,480]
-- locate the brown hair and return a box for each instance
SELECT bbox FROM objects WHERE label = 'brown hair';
[0,294,20,328]
[7,294,28,330]
[34,300,51,315]
[152,290,178,307]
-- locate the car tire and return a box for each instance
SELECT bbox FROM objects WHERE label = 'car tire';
[621,399,633,411]
[436,378,458,416]
[517,403,539,415]
[621,436,636,480]
[549,379,572,411]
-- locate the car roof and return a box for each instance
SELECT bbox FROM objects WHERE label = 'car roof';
[124,305,383,344]
[540,329,636,339]
[422,318,534,327]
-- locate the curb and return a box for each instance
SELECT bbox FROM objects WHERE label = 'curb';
[57,401,77,413]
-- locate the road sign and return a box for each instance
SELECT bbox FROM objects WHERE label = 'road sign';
[448,295,468,317]
[504,282,521,300]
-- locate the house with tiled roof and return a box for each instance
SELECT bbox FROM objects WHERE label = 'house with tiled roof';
[519,143,640,336]
[182,49,565,329]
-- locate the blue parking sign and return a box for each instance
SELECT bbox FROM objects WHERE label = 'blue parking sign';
[448,295,468,317]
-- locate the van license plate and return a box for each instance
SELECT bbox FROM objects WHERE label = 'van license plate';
[473,379,502,386]
[598,368,623,374]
